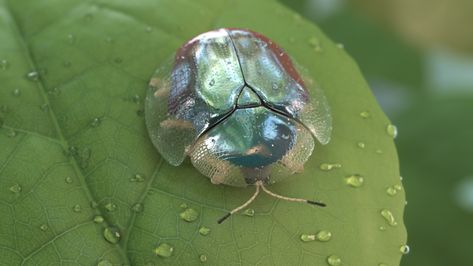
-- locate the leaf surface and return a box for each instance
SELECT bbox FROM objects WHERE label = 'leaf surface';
[0,0,406,265]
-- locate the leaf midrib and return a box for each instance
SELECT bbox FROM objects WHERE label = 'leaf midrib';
[3,1,131,264]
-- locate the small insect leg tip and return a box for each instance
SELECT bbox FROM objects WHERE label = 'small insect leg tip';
[307,200,326,207]
[217,213,231,224]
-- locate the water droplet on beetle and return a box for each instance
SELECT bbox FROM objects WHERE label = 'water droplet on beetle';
[72,204,81,212]
[360,111,371,118]
[209,79,215,86]
[9,184,22,193]
[199,226,210,236]
[97,260,112,266]
[40,224,48,231]
[243,208,254,217]
[154,243,174,257]
[94,215,104,223]
[105,202,117,212]
[199,254,208,262]
[319,163,342,171]
[180,208,199,222]
[381,209,398,226]
[357,142,366,149]
[345,175,364,188]
[65,176,73,184]
[386,124,398,138]
[103,227,120,244]
[300,234,316,242]
[12,88,21,97]
[400,244,410,254]
[0,59,9,70]
[327,255,342,266]
[130,173,145,182]
[132,203,143,213]
[26,71,40,81]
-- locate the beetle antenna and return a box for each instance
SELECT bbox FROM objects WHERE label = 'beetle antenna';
[258,181,326,207]
[217,182,261,224]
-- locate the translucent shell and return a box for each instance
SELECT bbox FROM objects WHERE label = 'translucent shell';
[145,28,332,187]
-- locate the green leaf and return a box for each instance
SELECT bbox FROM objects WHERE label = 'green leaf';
[0,0,406,265]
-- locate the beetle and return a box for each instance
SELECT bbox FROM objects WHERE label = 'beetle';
[145,28,332,223]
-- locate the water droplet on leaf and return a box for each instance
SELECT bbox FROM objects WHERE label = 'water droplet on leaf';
[130,173,145,182]
[199,254,207,262]
[103,227,120,244]
[381,209,398,226]
[199,226,210,236]
[243,208,255,217]
[40,224,48,231]
[327,255,342,266]
[105,202,117,212]
[132,203,143,213]
[400,244,410,254]
[357,142,366,149]
[94,215,104,223]
[319,163,342,171]
[90,117,101,127]
[360,111,371,118]
[180,208,199,222]
[65,176,73,184]
[0,59,9,70]
[154,243,174,257]
[12,89,21,97]
[26,71,40,81]
[300,234,316,242]
[345,175,364,188]
[386,124,398,138]
[9,184,22,193]
[316,230,332,242]
[73,204,81,212]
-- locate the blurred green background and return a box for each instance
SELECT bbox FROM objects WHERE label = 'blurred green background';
[279,0,473,265]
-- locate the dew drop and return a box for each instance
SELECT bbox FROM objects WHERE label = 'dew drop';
[12,88,21,97]
[154,243,174,257]
[386,186,398,196]
[180,208,199,222]
[0,59,9,70]
[105,202,117,212]
[94,215,104,223]
[316,230,332,242]
[400,244,410,254]
[380,209,398,226]
[199,254,208,262]
[97,260,113,266]
[199,226,210,236]
[40,224,48,231]
[72,204,82,212]
[9,184,22,193]
[379,225,386,231]
[360,111,371,118]
[180,203,188,209]
[345,175,364,188]
[308,37,321,51]
[103,227,120,244]
[90,117,101,127]
[65,176,73,184]
[243,208,255,217]
[48,87,61,97]
[394,184,403,191]
[300,234,316,242]
[327,255,342,266]
[132,94,141,103]
[26,71,40,81]
[130,173,145,182]
[132,203,143,213]
[319,163,342,171]
[357,142,366,149]
[386,124,398,138]
[336,43,345,49]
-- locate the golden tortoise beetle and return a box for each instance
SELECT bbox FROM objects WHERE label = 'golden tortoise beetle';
[145,28,332,223]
